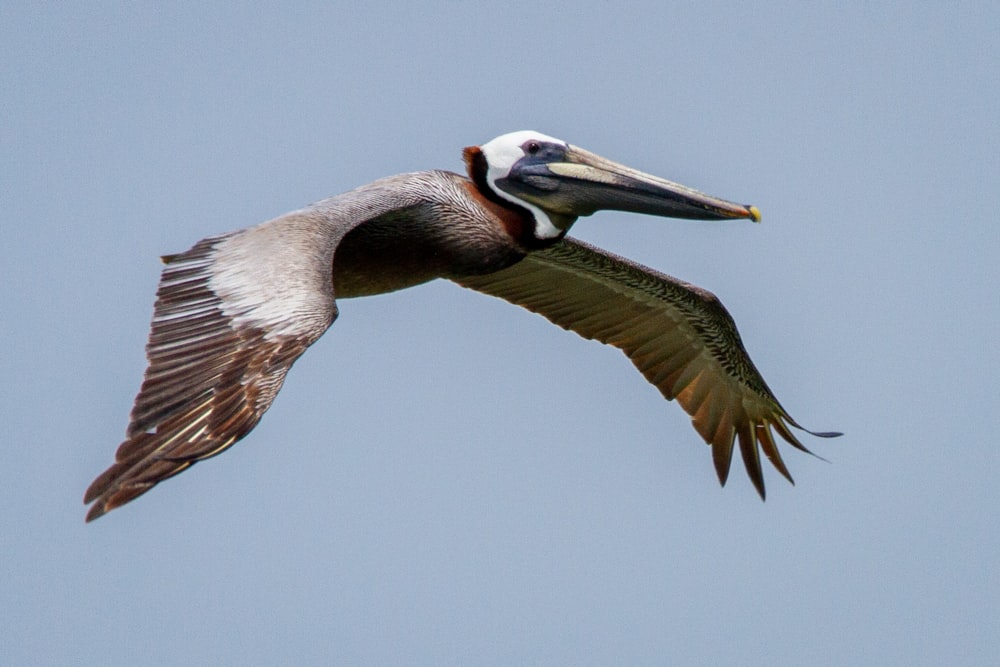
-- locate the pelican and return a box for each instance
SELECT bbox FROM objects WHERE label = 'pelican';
[84,130,839,522]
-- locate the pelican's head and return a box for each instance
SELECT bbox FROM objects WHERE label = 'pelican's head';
[466,130,760,241]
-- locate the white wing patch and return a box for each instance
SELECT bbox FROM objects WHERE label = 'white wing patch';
[209,213,335,339]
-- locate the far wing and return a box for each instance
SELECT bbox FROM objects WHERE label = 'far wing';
[453,236,839,498]
[84,216,337,521]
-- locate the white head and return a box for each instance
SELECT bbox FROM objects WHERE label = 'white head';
[470,130,761,245]
[479,131,569,240]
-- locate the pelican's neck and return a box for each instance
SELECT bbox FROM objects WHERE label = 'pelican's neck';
[463,146,568,249]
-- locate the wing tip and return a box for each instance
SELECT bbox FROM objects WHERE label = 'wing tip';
[84,502,107,523]
[711,437,734,489]
[83,478,158,523]
[784,415,843,439]
[707,411,838,500]
[784,417,841,464]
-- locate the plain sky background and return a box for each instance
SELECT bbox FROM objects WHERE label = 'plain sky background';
[3,2,998,664]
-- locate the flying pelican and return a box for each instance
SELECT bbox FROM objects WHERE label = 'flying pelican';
[84,130,839,521]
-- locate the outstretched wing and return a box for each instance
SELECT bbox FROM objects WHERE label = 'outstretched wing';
[454,236,839,498]
[84,170,497,522]
[84,217,337,521]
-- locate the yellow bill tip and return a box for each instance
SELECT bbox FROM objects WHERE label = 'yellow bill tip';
[748,205,762,223]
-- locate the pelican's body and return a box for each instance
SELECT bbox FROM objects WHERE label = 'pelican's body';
[85,131,838,521]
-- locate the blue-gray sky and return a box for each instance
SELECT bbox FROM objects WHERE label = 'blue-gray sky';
[3,3,998,664]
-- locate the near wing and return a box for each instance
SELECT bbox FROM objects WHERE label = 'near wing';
[453,236,839,498]
[84,223,336,521]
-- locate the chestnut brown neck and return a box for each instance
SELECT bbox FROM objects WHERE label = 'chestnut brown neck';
[462,146,558,251]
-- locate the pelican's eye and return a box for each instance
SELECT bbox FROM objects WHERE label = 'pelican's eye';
[525,141,541,155]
